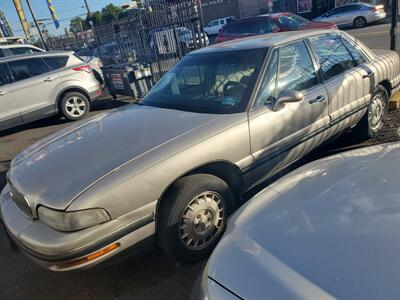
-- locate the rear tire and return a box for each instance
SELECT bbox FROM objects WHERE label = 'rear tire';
[157,174,235,262]
[60,92,90,121]
[353,85,388,139]
[353,17,367,28]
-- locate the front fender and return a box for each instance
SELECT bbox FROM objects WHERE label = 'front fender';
[67,116,250,219]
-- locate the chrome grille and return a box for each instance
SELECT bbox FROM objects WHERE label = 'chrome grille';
[8,180,32,218]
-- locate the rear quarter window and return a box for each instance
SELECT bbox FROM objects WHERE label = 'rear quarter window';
[43,56,69,70]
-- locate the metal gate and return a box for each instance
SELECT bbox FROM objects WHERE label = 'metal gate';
[94,0,207,82]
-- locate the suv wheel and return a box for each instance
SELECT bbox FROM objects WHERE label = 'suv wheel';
[60,92,90,121]
[158,174,235,262]
[354,85,388,139]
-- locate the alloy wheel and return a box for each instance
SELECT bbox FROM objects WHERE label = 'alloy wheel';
[65,96,87,118]
[354,17,366,28]
[179,191,225,250]
[368,93,385,131]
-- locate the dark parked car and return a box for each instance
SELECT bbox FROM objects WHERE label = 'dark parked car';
[216,12,337,43]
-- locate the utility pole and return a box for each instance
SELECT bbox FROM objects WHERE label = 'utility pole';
[390,0,398,50]
[26,0,49,50]
[83,0,92,15]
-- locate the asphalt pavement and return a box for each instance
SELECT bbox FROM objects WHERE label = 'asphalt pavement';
[1,23,400,300]
[348,22,400,50]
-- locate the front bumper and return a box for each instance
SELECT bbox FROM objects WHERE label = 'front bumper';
[0,184,155,271]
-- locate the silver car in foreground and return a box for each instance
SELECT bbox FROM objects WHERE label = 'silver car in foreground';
[0,52,102,130]
[195,142,400,300]
[314,3,386,28]
[1,30,399,271]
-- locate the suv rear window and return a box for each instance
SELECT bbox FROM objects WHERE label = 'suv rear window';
[43,56,69,70]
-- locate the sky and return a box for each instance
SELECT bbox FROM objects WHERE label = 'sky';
[0,0,128,37]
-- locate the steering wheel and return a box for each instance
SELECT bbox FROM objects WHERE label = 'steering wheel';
[223,81,247,96]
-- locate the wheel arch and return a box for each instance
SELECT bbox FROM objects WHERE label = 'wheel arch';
[56,87,91,112]
[155,160,243,231]
[378,79,392,98]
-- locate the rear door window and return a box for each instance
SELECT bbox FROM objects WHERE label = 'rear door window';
[43,56,69,70]
[329,7,344,15]
[0,63,12,86]
[309,35,355,81]
[8,58,52,82]
[343,5,360,12]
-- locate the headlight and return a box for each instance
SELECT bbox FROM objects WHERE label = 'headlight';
[38,206,110,232]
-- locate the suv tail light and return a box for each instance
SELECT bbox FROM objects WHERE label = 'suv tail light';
[370,4,384,11]
[72,65,92,73]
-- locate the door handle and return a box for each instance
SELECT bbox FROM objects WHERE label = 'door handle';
[309,95,326,104]
[0,90,7,96]
[44,77,55,82]
[363,71,374,78]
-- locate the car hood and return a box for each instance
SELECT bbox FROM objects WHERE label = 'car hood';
[8,105,222,211]
[207,142,400,300]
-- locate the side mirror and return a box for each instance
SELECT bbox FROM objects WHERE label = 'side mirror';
[274,90,304,111]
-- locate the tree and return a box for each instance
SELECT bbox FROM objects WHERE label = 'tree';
[70,16,88,32]
[101,4,123,23]
[92,11,103,26]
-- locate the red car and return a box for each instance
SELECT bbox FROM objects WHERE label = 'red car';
[215,12,337,43]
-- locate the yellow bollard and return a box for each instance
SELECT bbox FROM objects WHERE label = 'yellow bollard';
[389,90,400,110]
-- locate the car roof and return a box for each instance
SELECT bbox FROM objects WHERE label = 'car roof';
[191,29,341,54]
[0,51,73,63]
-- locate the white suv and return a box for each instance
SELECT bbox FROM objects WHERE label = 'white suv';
[204,16,236,35]
[0,51,102,131]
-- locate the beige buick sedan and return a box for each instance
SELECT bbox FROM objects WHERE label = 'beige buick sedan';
[1,30,399,271]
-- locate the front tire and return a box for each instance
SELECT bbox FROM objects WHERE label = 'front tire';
[354,85,388,139]
[157,174,235,262]
[60,92,90,121]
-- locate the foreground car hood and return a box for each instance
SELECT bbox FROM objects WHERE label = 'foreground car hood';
[8,105,220,210]
[208,142,400,299]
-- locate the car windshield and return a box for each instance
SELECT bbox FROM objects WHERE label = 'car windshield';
[141,49,266,114]
[277,14,310,29]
